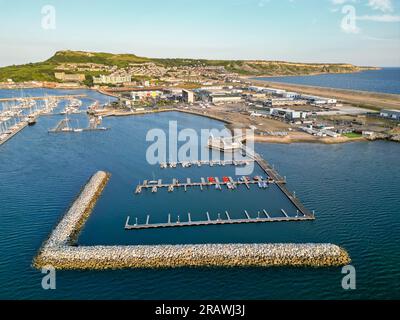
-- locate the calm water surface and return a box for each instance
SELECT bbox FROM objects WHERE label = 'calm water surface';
[0,89,399,299]
[255,68,400,94]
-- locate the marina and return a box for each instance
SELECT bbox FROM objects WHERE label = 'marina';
[133,140,314,227]
[0,96,59,145]
[33,171,349,270]
[0,94,86,102]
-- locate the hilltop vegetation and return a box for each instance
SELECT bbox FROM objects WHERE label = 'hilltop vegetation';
[47,50,151,67]
[0,50,376,83]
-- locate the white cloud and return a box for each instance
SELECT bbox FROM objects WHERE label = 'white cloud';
[357,14,400,22]
[331,0,357,4]
[367,0,393,12]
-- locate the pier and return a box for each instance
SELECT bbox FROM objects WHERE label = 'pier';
[0,121,28,146]
[252,152,313,218]
[48,116,109,133]
[134,176,280,194]
[125,214,313,230]
[160,159,254,169]
[125,208,312,230]
[236,144,314,219]
[1,97,60,146]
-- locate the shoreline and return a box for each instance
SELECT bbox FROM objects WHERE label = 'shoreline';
[1,87,397,146]
[251,135,367,145]
[95,107,400,144]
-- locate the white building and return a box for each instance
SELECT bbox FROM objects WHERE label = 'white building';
[262,87,286,95]
[211,94,242,105]
[266,98,307,107]
[131,90,163,101]
[282,91,301,99]
[301,94,337,105]
[182,90,195,103]
[93,74,132,84]
[248,86,265,92]
[380,109,400,121]
[270,108,307,121]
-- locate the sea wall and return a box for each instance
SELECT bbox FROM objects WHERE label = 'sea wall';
[43,171,110,247]
[34,171,350,270]
[35,243,350,270]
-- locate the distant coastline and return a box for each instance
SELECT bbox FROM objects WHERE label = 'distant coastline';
[250,67,400,96]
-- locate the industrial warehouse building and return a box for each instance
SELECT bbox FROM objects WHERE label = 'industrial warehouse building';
[210,94,243,105]
[269,107,308,121]
[301,94,337,105]
[380,109,400,121]
[266,98,307,107]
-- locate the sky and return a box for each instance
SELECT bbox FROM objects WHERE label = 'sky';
[0,0,399,67]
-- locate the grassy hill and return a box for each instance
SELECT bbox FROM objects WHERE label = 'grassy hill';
[0,50,376,83]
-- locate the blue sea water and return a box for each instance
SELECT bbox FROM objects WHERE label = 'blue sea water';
[0,89,399,300]
[255,68,400,94]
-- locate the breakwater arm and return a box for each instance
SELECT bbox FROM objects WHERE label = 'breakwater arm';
[36,243,350,270]
[34,171,350,270]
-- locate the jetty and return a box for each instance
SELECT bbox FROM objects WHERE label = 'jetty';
[233,143,314,219]
[251,151,313,218]
[48,116,109,133]
[125,209,313,230]
[1,97,60,146]
[160,159,254,169]
[134,176,280,194]
[0,121,28,146]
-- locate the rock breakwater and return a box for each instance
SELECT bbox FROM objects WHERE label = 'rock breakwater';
[34,171,350,270]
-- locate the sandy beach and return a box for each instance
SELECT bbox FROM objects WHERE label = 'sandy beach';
[252,133,366,144]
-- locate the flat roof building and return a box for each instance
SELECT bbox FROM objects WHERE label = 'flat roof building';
[55,72,85,82]
[211,94,242,105]
[380,109,400,121]
[270,107,307,121]
[182,89,195,104]
[266,98,307,107]
[301,94,337,105]
[93,74,132,85]
[131,89,163,100]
